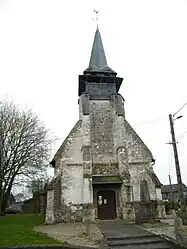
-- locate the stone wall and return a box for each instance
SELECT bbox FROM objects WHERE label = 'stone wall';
[123,120,152,163]
[92,163,119,175]
[45,190,55,224]
[156,188,162,201]
[90,100,114,164]
[134,201,158,223]
[122,202,135,220]
[156,201,166,218]
[50,164,93,223]
[53,120,83,176]
[46,90,162,223]
[61,165,83,205]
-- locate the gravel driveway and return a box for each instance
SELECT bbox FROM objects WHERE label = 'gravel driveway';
[34,222,103,248]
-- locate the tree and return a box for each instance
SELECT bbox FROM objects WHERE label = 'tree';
[0,100,51,214]
[26,175,51,196]
[14,192,26,202]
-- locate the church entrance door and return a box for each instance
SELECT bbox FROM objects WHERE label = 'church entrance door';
[97,190,116,219]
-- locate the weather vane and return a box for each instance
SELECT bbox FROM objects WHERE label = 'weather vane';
[94,10,99,27]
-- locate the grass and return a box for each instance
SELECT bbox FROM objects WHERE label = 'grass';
[0,214,62,246]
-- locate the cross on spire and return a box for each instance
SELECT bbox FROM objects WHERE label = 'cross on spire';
[94,10,99,28]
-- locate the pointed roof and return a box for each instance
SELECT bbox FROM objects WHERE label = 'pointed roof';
[84,27,116,74]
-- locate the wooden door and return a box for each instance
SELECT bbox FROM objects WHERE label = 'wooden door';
[97,190,116,220]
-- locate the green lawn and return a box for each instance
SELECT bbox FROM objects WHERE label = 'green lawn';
[0,214,62,246]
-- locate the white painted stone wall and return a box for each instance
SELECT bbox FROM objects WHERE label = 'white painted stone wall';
[82,178,93,204]
[129,165,141,201]
[156,188,163,200]
[53,121,83,175]
[129,164,157,201]
[61,165,93,205]
[60,126,83,166]
[61,165,83,205]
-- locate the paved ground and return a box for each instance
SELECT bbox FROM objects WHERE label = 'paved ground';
[97,220,174,249]
[34,222,103,248]
[98,220,151,237]
[33,219,178,248]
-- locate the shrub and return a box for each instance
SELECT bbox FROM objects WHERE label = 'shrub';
[164,200,180,214]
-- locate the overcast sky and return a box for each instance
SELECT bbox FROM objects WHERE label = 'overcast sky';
[0,0,187,186]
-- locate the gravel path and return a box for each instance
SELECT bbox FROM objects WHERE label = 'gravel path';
[34,222,103,248]
[142,219,176,240]
[143,225,176,239]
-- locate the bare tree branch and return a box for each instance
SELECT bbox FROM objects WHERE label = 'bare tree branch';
[0,99,52,214]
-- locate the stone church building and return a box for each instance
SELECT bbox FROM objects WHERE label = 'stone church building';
[45,27,165,224]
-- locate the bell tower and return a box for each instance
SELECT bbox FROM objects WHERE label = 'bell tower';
[79,27,126,166]
[79,27,123,101]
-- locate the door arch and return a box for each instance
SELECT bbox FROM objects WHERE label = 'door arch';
[97,190,116,220]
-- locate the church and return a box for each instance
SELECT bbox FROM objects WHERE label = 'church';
[45,27,165,224]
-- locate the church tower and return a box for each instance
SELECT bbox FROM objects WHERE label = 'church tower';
[79,27,125,167]
[45,27,165,224]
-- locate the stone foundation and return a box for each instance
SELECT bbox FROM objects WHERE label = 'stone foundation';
[46,200,166,224]
[134,201,158,223]
[45,210,55,224]
[82,204,95,222]
[54,204,83,223]
[122,202,135,220]
[47,203,96,224]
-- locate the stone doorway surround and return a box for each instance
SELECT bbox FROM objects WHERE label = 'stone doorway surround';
[92,175,123,220]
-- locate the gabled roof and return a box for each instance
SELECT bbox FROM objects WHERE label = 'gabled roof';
[148,171,162,188]
[124,119,153,159]
[161,183,187,193]
[50,120,82,166]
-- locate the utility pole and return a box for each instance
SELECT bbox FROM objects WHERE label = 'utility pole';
[169,114,186,222]
[168,174,173,201]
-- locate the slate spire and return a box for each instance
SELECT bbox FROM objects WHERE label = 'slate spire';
[84,27,116,74]
[89,27,107,70]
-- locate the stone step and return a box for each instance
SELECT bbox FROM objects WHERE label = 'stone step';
[108,236,164,246]
[108,242,172,249]
[107,234,157,241]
